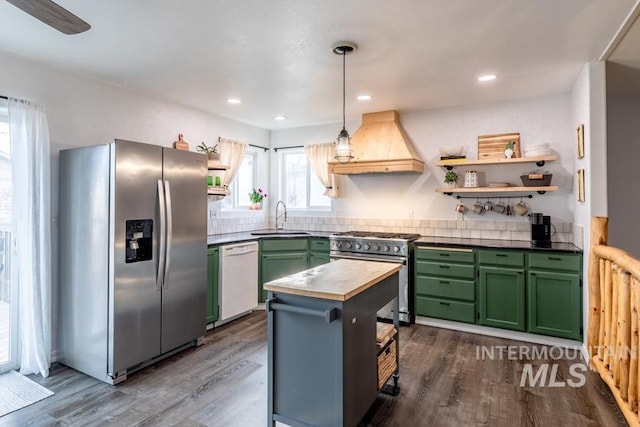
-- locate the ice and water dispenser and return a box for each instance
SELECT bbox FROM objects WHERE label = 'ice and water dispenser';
[125,219,153,263]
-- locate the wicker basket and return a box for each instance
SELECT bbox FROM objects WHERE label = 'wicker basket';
[377,338,397,390]
[376,322,396,348]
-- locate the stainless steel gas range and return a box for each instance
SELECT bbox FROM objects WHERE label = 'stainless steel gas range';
[329,231,420,324]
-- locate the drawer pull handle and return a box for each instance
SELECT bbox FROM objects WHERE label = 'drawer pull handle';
[548,257,562,261]
[496,254,508,257]
[439,302,450,306]
[439,253,450,256]
[439,265,450,269]
[440,281,450,284]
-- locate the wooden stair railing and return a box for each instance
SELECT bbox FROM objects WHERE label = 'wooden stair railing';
[589,216,640,426]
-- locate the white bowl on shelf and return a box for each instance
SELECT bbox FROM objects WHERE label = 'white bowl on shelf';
[524,149,551,157]
[439,145,463,157]
[523,143,551,157]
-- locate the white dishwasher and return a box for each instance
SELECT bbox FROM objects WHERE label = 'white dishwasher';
[218,241,259,325]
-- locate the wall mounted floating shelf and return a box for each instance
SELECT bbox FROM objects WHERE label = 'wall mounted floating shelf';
[435,186,558,196]
[436,155,557,170]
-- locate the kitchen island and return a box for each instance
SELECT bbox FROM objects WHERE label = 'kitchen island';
[264,259,401,427]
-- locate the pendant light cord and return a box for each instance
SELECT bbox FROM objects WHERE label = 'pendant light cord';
[342,50,346,131]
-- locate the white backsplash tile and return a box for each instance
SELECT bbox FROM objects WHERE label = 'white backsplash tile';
[207,211,575,245]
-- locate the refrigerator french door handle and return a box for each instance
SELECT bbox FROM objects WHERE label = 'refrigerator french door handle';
[163,180,173,289]
[156,180,166,291]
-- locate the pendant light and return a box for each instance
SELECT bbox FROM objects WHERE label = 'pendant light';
[333,43,357,163]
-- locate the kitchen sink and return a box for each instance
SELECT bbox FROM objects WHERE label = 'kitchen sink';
[250,230,309,236]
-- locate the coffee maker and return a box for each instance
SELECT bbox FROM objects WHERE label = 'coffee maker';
[530,213,551,248]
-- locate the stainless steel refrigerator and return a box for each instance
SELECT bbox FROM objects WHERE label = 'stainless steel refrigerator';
[58,139,207,384]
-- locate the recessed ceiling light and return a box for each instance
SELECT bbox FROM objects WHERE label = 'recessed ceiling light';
[357,94,372,101]
[274,115,287,121]
[478,74,496,82]
[227,97,241,104]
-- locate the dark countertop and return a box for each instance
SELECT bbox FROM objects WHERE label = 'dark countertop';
[415,236,582,253]
[208,230,582,253]
[207,230,333,246]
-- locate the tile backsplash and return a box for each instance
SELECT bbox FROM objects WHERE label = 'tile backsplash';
[208,213,574,244]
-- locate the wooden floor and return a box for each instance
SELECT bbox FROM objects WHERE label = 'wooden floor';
[0,312,627,427]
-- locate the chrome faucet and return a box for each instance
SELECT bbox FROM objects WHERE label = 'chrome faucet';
[275,201,287,230]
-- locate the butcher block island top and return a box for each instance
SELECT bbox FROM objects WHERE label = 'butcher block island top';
[263,259,401,301]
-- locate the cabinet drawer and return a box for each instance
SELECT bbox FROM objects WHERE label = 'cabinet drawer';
[478,250,524,267]
[309,238,329,252]
[416,260,475,279]
[415,296,476,324]
[262,238,308,252]
[528,252,581,272]
[416,247,475,263]
[415,276,475,301]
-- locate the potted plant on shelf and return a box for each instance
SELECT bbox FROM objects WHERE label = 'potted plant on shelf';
[504,141,515,159]
[196,141,220,161]
[444,170,459,188]
[249,188,267,210]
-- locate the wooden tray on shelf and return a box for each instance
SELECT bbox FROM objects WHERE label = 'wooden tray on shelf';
[478,133,521,160]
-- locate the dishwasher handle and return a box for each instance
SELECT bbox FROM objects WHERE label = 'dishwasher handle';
[221,242,258,256]
[266,298,338,323]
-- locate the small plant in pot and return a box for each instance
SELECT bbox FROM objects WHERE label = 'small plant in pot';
[196,141,220,161]
[504,141,515,159]
[444,170,459,187]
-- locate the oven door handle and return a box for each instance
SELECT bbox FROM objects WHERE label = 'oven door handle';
[330,253,406,265]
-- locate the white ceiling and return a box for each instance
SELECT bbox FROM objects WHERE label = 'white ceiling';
[0,0,637,129]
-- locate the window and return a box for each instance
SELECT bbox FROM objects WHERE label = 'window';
[280,149,330,209]
[221,150,257,209]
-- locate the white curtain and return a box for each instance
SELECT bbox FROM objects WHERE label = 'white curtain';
[8,98,51,377]
[218,137,247,188]
[305,142,339,198]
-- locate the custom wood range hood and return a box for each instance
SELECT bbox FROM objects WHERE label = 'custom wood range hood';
[328,110,424,175]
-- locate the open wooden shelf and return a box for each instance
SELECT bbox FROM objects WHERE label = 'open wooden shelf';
[207,161,229,170]
[436,155,557,168]
[207,187,230,196]
[436,185,558,194]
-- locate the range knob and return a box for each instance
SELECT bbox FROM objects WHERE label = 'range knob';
[394,246,401,253]
[372,244,380,251]
[383,245,390,252]
[355,243,362,250]
[364,244,371,250]
[336,242,342,248]
[345,242,352,249]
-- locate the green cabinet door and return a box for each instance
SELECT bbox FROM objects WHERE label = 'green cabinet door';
[207,246,219,324]
[309,238,330,268]
[479,266,525,331]
[528,270,581,340]
[259,251,309,302]
[309,252,330,267]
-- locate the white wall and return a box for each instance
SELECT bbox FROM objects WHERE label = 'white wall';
[271,94,575,223]
[571,61,608,351]
[0,49,269,358]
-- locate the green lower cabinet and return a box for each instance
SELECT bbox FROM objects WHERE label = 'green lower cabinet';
[527,270,581,340]
[479,266,526,331]
[415,296,476,323]
[207,246,219,324]
[309,238,330,267]
[415,276,475,301]
[309,252,330,267]
[259,251,308,302]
